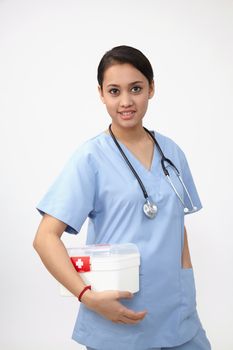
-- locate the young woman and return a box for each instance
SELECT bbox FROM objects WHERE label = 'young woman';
[33,45,211,350]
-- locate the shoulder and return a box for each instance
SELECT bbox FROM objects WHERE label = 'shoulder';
[153,130,183,151]
[73,132,106,156]
[66,132,105,171]
[153,130,186,162]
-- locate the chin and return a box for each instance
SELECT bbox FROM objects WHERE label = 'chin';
[111,117,143,128]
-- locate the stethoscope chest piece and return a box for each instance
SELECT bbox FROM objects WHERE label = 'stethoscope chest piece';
[143,199,158,219]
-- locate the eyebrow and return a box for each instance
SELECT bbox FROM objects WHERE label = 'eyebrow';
[106,80,144,87]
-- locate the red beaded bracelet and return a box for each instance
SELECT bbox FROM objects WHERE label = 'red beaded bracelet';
[78,285,91,302]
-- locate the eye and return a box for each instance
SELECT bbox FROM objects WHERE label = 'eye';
[131,86,142,93]
[109,88,119,96]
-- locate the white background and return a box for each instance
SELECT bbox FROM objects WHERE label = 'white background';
[0,0,232,349]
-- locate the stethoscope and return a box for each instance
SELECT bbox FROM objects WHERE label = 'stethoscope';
[109,124,197,219]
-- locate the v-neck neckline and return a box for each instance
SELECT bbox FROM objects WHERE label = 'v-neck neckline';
[103,130,157,174]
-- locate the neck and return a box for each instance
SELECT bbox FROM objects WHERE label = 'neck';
[106,123,147,143]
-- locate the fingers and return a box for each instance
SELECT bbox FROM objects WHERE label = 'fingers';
[124,309,147,321]
[114,312,147,324]
[117,291,133,299]
[92,290,147,325]
[114,308,147,324]
[117,315,144,324]
[115,291,147,324]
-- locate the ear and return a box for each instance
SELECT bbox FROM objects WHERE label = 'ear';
[148,80,155,99]
[98,85,106,104]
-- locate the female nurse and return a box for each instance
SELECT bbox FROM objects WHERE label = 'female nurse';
[33,45,212,350]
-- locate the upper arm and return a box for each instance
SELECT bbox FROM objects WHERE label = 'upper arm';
[183,226,189,249]
[33,213,67,246]
[182,226,192,268]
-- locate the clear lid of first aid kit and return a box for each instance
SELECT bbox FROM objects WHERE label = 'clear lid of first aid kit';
[67,243,139,258]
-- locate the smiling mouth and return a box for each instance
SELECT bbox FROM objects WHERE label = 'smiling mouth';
[119,111,136,119]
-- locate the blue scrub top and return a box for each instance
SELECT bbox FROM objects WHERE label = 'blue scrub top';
[36,130,203,350]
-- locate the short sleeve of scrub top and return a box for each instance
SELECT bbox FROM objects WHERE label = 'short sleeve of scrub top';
[36,131,204,350]
[36,141,97,234]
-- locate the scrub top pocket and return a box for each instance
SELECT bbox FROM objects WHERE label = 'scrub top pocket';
[180,268,197,321]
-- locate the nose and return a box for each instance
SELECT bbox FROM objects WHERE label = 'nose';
[120,92,133,108]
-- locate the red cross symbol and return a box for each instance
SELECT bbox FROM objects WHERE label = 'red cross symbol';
[75,258,84,269]
[70,256,91,272]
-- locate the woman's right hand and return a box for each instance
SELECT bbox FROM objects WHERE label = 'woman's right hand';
[81,290,147,324]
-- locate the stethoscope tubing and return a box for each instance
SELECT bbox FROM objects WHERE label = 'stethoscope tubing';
[109,124,180,199]
[108,124,197,214]
[109,125,148,199]
[143,126,180,177]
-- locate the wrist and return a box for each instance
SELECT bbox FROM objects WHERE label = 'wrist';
[81,289,97,308]
[78,285,91,302]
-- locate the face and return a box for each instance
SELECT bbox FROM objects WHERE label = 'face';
[98,63,154,130]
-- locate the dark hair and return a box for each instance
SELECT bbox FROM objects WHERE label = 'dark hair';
[97,45,154,89]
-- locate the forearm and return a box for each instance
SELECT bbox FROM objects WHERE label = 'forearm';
[33,225,147,323]
[182,226,193,269]
[33,230,86,298]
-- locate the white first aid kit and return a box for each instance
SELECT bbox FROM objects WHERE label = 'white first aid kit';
[60,243,140,296]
